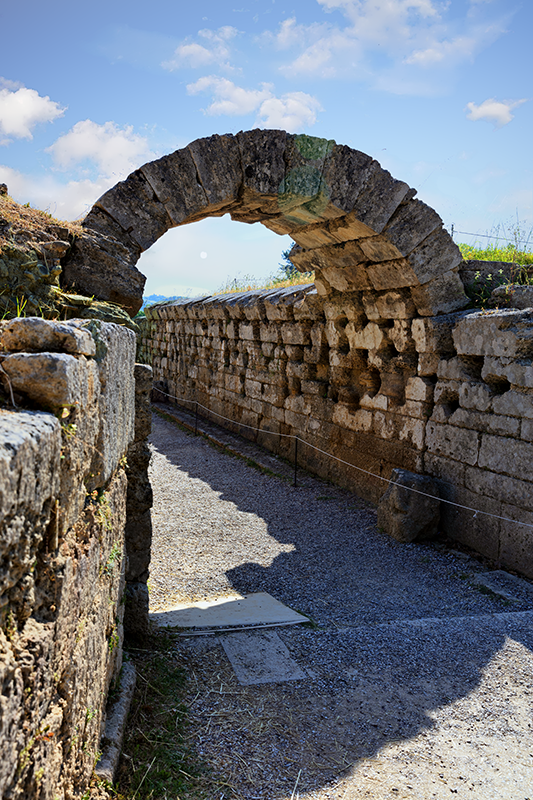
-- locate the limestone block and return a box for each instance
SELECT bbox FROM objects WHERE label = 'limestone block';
[188,133,242,215]
[290,213,375,252]
[360,392,388,411]
[410,270,468,316]
[482,355,533,389]
[94,170,171,252]
[377,468,440,543]
[291,238,367,274]
[459,381,493,412]
[406,227,463,284]
[465,466,532,509]
[367,259,419,291]
[322,264,372,292]
[411,312,468,355]
[346,321,384,351]
[388,320,413,353]
[417,353,446,378]
[237,128,287,210]
[301,379,327,396]
[1,352,92,409]
[262,384,287,407]
[499,504,533,578]
[382,199,443,257]
[405,377,435,403]
[453,309,533,358]
[521,419,533,441]
[285,394,311,415]
[0,410,60,605]
[140,147,208,225]
[347,162,412,233]
[362,290,416,321]
[425,421,479,465]
[492,390,533,419]
[62,227,144,316]
[359,235,404,263]
[85,322,136,490]
[0,317,96,356]
[319,144,375,215]
[281,322,310,346]
[479,434,533,480]
[491,283,533,310]
[332,405,373,432]
[423,452,466,488]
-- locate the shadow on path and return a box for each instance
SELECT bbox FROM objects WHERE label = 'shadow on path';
[149,409,533,798]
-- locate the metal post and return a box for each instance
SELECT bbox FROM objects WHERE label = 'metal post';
[293,437,298,487]
[194,401,198,436]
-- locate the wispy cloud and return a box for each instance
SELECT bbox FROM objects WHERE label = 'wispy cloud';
[46,120,154,179]
[265,0,511,94]
[162,26,238,71]
[465,98,527,128]
[0,81,65,142]
[187,76,321,131]
[0,163,113,220]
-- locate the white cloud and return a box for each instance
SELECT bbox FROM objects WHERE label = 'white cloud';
[162,26,238,70]
[46,120,154,179]
[187,76,272,116]
[0,83,65,141]
[465,98,527,128]
[187,76,322,131]
[266,0,510,93]
[0,164,115,220]
[257,93,322,131]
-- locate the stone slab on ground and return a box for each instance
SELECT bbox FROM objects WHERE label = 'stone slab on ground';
[220,630,308,685]
[150,591,308,630]
[471,569,533,603]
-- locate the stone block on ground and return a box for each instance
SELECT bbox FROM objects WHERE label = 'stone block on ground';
[377,468,441,543]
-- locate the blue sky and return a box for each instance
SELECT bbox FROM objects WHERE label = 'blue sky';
[0,0,530,298]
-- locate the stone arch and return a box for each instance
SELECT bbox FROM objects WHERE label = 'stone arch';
[63,129,468,317]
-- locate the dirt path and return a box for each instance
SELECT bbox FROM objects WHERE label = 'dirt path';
[148,406,533,800]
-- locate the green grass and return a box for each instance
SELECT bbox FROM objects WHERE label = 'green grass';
[458,241,533,265]
[215,270,314,295]
[107,632,215,800]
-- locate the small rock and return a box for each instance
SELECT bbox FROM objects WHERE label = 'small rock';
[0,183,8,196]
[377,468,441,543]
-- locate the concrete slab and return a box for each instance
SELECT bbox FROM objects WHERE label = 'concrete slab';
[150,592,308,630]
[220,630,308,685]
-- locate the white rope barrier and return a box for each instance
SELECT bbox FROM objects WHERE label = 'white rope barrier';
[153,387,533,530]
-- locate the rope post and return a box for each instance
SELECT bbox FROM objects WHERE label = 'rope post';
[293,437,298,487]
[194,401,198,436]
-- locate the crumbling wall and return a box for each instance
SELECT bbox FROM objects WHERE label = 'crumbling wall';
[0,317,150,799]
[142,290,533,578]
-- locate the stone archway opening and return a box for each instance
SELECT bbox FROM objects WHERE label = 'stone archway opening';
[62,129,468,321]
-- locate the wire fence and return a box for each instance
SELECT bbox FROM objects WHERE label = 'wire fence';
[154,387,533,531]
[450,225,532,249]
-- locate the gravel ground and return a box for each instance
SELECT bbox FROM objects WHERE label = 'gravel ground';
[148,407,533,800]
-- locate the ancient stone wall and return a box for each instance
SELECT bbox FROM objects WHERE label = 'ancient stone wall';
[0,317,151,799]
[141,289,533,578]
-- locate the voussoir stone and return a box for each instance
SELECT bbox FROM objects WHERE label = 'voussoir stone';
[377,468,441,542]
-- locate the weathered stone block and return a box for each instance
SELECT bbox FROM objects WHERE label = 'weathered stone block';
[482,355,533,389]
[140,146,209,225]
[332,405,373,432]
[410,271,468,316]
[383,199,443,257]
[405,377,435,403]
[459,381,493,412]
[453,309,533,358]
[94,170,171,252]
[492,390,533,419]
[0,317,96,356]
[426,421,479,465]
[188,133,242,215]
[478,433,533,479]
[465,466,532,509]
[499,504,533,577]
[1,352,92,409]
[348,162,412,233]
[377,468,440,542]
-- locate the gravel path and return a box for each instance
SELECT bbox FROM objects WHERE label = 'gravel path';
[148,407,533,800]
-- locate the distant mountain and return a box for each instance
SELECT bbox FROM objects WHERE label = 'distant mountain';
[140,294,186,310]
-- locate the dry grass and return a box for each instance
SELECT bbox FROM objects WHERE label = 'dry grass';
[0,193,82,248]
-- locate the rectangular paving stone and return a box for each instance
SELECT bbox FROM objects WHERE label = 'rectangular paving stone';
[220,630,308,685]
